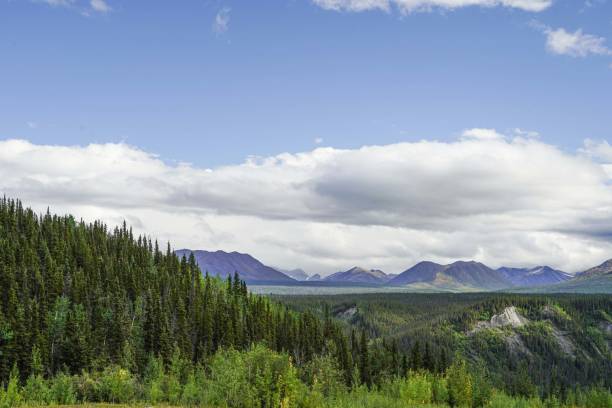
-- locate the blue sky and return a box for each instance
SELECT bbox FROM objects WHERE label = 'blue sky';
[1,0,612,274]
[1,0,611,166]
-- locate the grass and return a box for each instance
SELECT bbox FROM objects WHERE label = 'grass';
[22,405,185,408]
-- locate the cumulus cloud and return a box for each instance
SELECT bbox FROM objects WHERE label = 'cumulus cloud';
[90,0,111,13]
[212,7,231,34]
[541,26,612,57]
[312,0,552,13]
[1,133,611,274]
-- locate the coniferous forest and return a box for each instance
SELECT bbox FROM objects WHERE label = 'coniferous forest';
[1,198,611,407]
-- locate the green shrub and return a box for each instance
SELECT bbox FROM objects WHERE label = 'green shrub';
[446,359,472,407]
[585,387,612,408]
[97,366,136,403]
[204,348,253,407]
[302,355,347,398]
[49,372,76,405]
[181,369,207,406]
[0,367,22,408]
[144,355,166,403]
[432,376,449,404]
[23,374,51,405]
[401,372,433,404]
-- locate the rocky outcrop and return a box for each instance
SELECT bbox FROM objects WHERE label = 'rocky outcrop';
[491,306,529,328]
[471,306,528,333]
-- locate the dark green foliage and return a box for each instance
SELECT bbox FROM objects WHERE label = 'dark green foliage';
[276,291,612,398]
[0,198,359,385]
[1,198,611,407]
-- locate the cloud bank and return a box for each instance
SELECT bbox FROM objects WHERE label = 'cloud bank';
[1,133,611,275]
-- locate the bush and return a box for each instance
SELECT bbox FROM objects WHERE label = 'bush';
[432,376,448,404]
[400,372,432,404]
[204,348,253,407]
[0,368,22,408]
[585,388,612,408]
[97,366,136,403]
[244,344,300,408]
[49,372,76,405]
[446,359,472,407]
[144,355,166,403]
[23,374,51,405]
[181,369,207,406]
[302,355,347,398]
[204,344,301,408]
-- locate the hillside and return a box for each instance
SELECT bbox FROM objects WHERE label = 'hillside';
[0,198,340,387]
[1,198,611,407]
[175,249,294,283]
[324,266,389,284]
[577,258,612,279]
[278,292,612,396]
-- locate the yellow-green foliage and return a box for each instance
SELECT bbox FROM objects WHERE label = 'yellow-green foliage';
[0,367,21,408]
[446,359,472,407]
[203,344,300,408]
[400,372,433,404]
[489,391,544,408]
[7,346,612,408]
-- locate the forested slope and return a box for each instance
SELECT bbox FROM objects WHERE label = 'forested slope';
[1,198,611,407]
[0,197,356,382]
[278,293,612,398]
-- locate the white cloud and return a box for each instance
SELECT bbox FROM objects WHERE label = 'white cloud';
[27,122,38,129]
[90,0,111,13]
[34,0,111,14]
[212,7,231,34]
[312,0,552,13]
[314,137,324,144]
[513,128,539,138]
[460,128,505,141]
[1,133,611,274]
[542,26,612,57]
[38,0,76,7]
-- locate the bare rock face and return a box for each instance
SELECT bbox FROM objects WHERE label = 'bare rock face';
[471,306,528,333]
[490,306,529,328]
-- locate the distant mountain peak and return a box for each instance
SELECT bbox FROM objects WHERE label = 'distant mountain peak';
[497,265,571,287]
[175,249,294,283]
[324,266,388,284]
[276,268,309,281]
[578,258,612,279]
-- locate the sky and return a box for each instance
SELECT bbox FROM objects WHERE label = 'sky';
[1,0,612,275]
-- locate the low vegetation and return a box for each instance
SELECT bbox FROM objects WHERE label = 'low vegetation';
[2,345,612,407]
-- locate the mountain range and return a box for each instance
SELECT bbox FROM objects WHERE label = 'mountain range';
[511,258,612,294]
[177,248,610,293]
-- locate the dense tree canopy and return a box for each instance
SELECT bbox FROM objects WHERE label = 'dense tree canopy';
[1,198,611,407]
[0,198,366,384]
